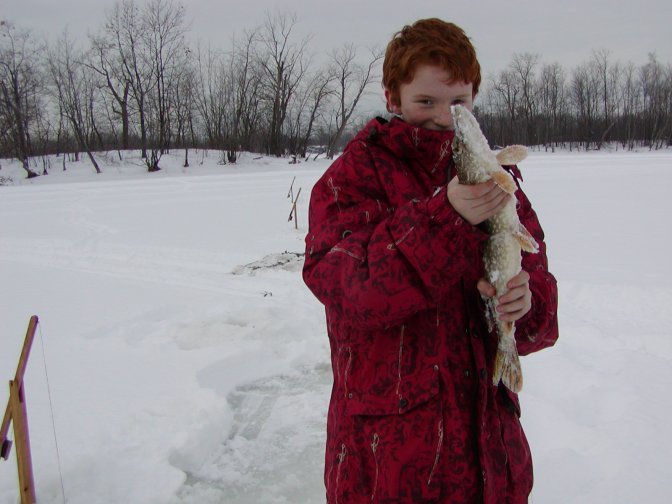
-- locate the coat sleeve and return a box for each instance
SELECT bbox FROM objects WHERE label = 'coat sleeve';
[512,176,559,355]
[303,145,488,331]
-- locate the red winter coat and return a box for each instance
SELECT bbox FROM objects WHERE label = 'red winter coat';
[303,116,558,504]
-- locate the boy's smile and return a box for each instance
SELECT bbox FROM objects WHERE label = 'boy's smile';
[386,64,474,131]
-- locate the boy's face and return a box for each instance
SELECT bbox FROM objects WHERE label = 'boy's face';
[386,64,474,131]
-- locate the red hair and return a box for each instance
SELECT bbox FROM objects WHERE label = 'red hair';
[383,19,481,108]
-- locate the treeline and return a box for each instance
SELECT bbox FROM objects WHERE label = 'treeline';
[0,0,382,177]
[478,51,672,152]
[2,3,671,180]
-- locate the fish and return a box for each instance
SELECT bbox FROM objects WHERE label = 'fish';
[450,104,539,393]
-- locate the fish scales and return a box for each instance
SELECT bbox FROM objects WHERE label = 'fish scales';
[450,104,538,393]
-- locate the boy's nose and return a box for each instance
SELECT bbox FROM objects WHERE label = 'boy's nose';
[434,108,453,130]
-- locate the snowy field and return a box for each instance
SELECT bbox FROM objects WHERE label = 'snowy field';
[0,147,671,503]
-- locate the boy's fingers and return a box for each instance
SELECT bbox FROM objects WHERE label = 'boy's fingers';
[475,192,510,221]
[506,270,530,289]
[497,285,532,321]
[477,279,496,297]
[497,292,524,311]
[466,180,493,198]
[499,283,526,303]
[465,179,498,199]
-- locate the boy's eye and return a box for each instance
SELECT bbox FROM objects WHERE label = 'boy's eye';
[452,99,464,105]
[417,99,433,105]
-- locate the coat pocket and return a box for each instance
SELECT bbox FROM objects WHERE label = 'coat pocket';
[336,365,443,502]
[343,364,441,416]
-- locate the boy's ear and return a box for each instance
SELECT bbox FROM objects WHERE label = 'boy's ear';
[384,88,401,114]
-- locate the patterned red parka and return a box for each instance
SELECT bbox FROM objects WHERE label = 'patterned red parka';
[303,116,558,504]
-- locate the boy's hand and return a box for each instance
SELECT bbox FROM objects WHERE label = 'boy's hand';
[477,270,532,322]
[447,177,510,225]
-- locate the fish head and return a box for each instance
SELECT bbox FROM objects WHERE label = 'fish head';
[450,104,479,139]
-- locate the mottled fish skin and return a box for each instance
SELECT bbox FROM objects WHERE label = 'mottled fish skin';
[450,104,538,393]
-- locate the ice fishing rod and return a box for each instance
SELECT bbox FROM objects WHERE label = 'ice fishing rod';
[1,315,39,504]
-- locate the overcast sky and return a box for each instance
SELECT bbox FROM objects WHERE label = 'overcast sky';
[3,0,671,111]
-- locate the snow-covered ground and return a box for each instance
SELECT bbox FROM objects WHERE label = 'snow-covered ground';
[0,147,670,503]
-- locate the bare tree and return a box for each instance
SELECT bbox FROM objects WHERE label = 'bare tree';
[639,53,672,149]
[538,62,566,151]
[477,90,506,147]
[32,89,55,172]
[620,62,640,150]
[193,43,230,150]
[48,31,102,173]
[325,44,382,159]
[491,68,521,145]
[0,21,41,177]
[590,49,621,148]
[290,68,334,158]
[230,28,263,157]
[570,62,600,149]
[142,0,188,156]
[258,11,310,156]
[106,0,154,159]
[99,0,188,170]
[170,48,196,146]
[510,53,540,145]
[88,33,132,149]
[193,29,263,162]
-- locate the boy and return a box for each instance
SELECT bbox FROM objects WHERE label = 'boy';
[303,18,558,504]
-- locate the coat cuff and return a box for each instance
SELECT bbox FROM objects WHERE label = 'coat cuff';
[387,189,488,302]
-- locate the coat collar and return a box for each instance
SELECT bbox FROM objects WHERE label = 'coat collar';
[354,116,456,173]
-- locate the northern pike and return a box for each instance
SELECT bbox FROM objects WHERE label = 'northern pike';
[450,104,539,393]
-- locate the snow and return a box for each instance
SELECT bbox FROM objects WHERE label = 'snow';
[1,148,671,503]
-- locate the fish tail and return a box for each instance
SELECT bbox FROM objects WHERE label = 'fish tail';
[492,328,523,393]
[491,169,517,194]
[514,223,539,254]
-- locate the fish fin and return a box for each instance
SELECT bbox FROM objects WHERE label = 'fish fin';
[491,169,517,194]
[514,223,539,254]
[492,334,523,393]
[496,145,528,165]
